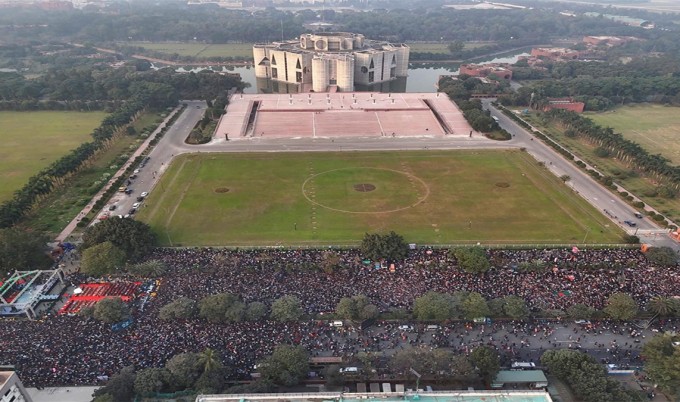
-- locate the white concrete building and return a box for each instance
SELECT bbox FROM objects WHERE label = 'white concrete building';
[1,372,33,402]
[253,32,409,92]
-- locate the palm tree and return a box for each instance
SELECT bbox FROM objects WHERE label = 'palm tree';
[198,348,220,373]
[648,297,675,317]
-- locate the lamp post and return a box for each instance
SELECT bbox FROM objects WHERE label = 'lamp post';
[409,367,422,399]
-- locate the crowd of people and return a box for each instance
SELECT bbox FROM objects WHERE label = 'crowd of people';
[0,247,678,388]
[147,247,677,312]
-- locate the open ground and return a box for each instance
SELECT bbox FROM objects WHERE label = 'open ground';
[124,42,256,59]
[123,42,489,59]
[586,104,680,165]
[0,110,107,203]
[136,149,623,246]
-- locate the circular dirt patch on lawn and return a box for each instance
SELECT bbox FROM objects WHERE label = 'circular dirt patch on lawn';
[354,183,376,192]
[495,182,510,188]
[302,167,430,214]
[214,187,230,193]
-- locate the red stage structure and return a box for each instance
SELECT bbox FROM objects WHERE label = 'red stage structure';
[58,282,140,315]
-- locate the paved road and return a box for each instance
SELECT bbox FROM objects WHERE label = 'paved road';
[108,100,207,216]
[481,101,678,250]
[91,97,678,251]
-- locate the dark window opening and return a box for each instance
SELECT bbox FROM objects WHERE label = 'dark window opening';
[272,68,278,79]
[296,71,302,83]
[368,72,375,83]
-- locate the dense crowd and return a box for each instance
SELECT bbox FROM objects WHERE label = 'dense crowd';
[0,247,678,388]
[147,247,677,312]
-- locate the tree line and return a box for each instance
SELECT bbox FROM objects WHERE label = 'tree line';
[0,3,659,45]
[0,97,147,227]
[543,109,680,189]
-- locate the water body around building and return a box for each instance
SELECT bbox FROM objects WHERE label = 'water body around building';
[167,49,529,93]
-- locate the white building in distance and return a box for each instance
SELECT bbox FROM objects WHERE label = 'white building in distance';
[253,32,409,92]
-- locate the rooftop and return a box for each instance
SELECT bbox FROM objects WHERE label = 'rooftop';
[196,390,554,402]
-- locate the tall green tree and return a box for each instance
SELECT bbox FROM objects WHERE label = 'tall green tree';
[166,352,202,389]
[360,231,409,262]
[93,297,130,323]
[159,297,197,321]
[270,295,303,321]
[0,228,52,272]
[502,295,529,319]
[542,349,633,402]
[199,293,245,323]
[648,296,677,317]
[645,247,678,267]
[642,334,680,399]
[413,291,454,321]
[335,295,379,322]
[604,292,638,320]
[93,366,136,402]
[259,345,309,387]
[81,241,126,276]
[81,218,156,261]
[133,368,174,397]
[462,292,490,320]
[452,247,491,273]
[198,348,222,374]
[470,346,500,381]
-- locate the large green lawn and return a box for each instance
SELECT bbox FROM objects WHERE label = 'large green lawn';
[0,111,107,202]
[137,150,623,246]
[586,104,680,165]
[125,42,254,58]
[127,42,490,59]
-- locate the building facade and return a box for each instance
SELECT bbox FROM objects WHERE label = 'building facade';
[1,372,33,402]
[459,63,513,81]
[253,32,409,92]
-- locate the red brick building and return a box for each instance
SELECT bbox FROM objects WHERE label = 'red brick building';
[543,98,585,113]
[459,63,513,81]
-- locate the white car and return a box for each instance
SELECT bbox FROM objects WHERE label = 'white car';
[398,325,414,331]
[140,192,148,198]
[133,169,140,174]
[132,202,141,209]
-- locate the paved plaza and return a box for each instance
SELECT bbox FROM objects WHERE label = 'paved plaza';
[214,92,478,139]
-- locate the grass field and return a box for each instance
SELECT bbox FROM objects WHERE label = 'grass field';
[125,42,254,58]
[137,150,623,246]
[0,111,108,203]
[127,42,490,59]
[525,111,680,224]
[586,104,680,165]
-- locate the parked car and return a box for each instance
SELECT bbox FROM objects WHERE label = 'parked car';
[128,208,136,215]
[136,196,144,202]
[132,202,141,209]
[125,188,133,195]
[108,205,117,211]
[140,192,148,198]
